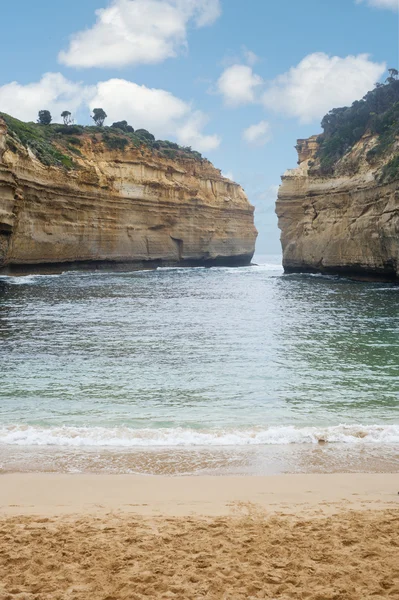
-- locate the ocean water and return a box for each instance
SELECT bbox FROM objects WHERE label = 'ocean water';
[0,255,398,475]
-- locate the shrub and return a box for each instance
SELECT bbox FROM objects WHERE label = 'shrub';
[159,140,179,150]
[0,111,205,167]
[53,125,84,136]
[191,151,203,161]
[60,155,75,169]
[380,155,399,184]
[317,79,399,174]
[68,136,82,146]
[103,133,129,151]
[162,148,177,159]
[68,144,83,157]
[1,113,77,169]
[111,120,134,133]
[135,129,155,142]
[86,125,104,134]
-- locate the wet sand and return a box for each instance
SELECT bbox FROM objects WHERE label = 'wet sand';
[0,474,398,599]
[2,443,399,477]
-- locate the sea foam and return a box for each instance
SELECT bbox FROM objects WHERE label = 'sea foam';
[0,424,398,447]
[0,273,64,285]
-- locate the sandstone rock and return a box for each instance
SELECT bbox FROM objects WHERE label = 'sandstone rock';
[276,134,399,280]
[0,118,257,273]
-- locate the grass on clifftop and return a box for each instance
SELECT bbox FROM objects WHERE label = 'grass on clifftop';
[316,78,399,181]
[0,113,205,170]
[2,113,76,169]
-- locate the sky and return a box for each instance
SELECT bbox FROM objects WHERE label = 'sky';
[1,0,398,253]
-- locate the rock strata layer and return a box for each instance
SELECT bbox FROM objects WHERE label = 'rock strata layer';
[276,134,399,279]
[0,118,257,273]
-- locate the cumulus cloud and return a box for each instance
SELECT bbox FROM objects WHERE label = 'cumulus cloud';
[0,73,220,152]
[174,111,221,151]
[59,0,221,68]
[0,73,94,123]
[356,0,398,11]
[216,65,263,106]
[242,120,271,146]
[262,53,386,123]
[90,79,220,150]
[91,78,189,132]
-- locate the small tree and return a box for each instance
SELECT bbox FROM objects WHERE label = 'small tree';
[386,68,399,84]
[38,110,52,125]
[61,110,73,126]
[91,108,107,127]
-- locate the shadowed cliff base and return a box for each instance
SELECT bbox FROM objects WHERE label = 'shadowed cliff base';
[0,253,255,276]
[283,263,399,283]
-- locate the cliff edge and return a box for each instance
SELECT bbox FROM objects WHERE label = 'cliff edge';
[0,115,257,273]
[276,78,399,280]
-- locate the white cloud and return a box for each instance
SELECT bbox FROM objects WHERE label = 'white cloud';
[174,111,221,151]
[242,47,259,67]
[59,0,221,68]
[262,53,386,123]
[91,79,220,150]
[243,120,271,146]
[91,78,189,132]
[184,0,222,25]
[216,64,263,106]
[0,73,220,152]
[356,0,398,11]
[221,171,234,180]
[0,73,94,123]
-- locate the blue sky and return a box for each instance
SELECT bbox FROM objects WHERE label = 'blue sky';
[1,0,398,253]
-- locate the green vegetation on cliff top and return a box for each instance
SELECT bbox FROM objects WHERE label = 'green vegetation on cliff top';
[0,113,204,170]
[317,76,399,182]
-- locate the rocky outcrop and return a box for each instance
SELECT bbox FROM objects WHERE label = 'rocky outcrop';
[0,118,257,274]
[276,134,399,280]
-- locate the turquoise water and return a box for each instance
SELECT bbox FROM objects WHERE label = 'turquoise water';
[0,256,398,474]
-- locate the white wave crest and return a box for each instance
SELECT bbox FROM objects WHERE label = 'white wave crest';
[0,273,64,285]
[251,263,283,271]
[211,264,283,274]
[0,424,398,448]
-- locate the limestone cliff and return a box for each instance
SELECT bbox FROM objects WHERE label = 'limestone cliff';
[0,117,257,274]
[276,80,399,280]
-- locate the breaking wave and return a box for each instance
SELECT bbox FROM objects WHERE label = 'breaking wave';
[0,424,398,447]
[0,273,65,285]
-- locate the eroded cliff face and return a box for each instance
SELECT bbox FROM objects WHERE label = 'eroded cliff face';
[276,134,399,279]
[0,118,257,273]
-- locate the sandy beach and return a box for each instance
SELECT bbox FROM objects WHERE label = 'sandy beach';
[1,473,398,517]
[0,474,398,599]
